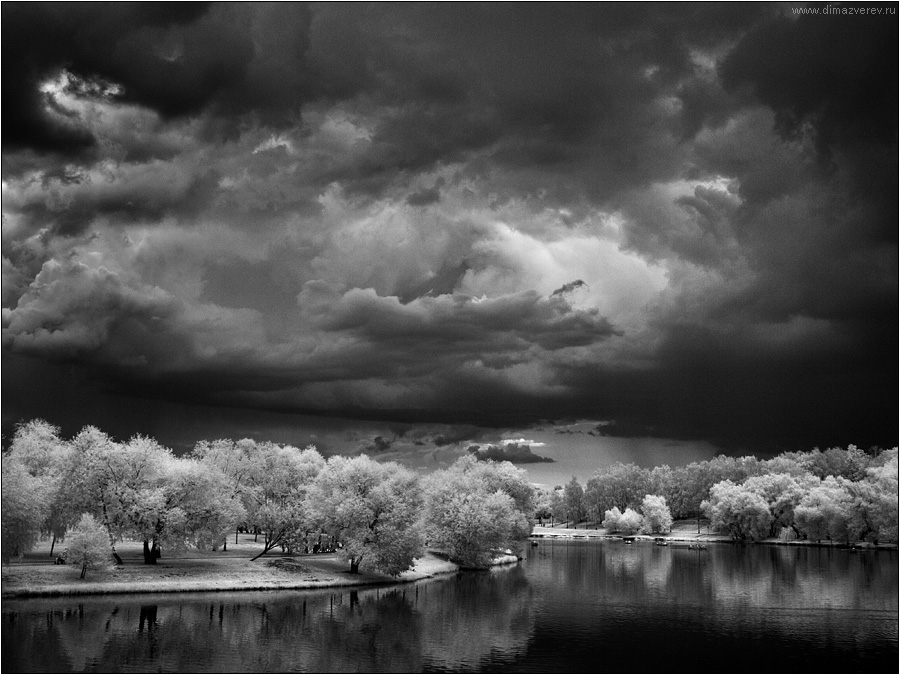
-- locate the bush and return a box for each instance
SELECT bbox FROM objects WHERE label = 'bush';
[602,506,642,534]
[602,507,622,532]
[640,494,673,534]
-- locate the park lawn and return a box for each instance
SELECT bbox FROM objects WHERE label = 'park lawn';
[1,535,461,598]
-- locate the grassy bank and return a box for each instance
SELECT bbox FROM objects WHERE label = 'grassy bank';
[1,535,518,599]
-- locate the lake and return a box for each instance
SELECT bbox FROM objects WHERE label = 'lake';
[3,540,897,673]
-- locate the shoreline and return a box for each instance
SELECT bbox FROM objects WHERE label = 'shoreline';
[1,550,520,600]
[530,525,898,550]
[5,525,895,601]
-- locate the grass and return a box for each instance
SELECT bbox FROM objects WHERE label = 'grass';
[1,534,466,599]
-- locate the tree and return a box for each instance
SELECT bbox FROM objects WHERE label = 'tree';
[741,472,817,537]
[424,456,533,567]
[192,438,260,548]
[602,506,623,532]
[564,477,585,527]
[549,487,566,526]
[702,480,773,541]
[7,420,79,555]
[794,476,866,544]
[763,453,812,478]
[428,485,512,567]
[584,463,652,522]
[665,462,714,522]
[1,459,47,561]
[154,456,247,554]
[468,458,534,555]
[603,506,643,536]
[308,455,423,575]
[663,456,764,526]
[80,433,181,565]
[602,506,642,535]
[801,445,871,481]
[706,455,765,485]
[477,459,536,518]
[618,508,643,535]
[68,426,127,564]
[648,465,675,509]
[70,429,250,564]
[533,489,554,525]
[242,442,325,560]
[6,419,65,476]
[67,514,114,579]
[194,438,323,559]
[857,449,899,543]
[640,494,673,534]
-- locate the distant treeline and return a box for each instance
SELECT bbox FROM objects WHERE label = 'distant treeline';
[538,445,898,544]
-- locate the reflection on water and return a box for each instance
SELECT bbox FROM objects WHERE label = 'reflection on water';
[3,543,896,673]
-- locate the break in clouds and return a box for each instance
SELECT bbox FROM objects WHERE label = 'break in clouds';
[1,3,897,450]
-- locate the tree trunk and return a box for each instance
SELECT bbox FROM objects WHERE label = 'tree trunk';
[235,527,239,545]
[143,539,156,565]
[99,496,123,565]
[349,559,360,574]
[152,539,161,560]
[250,532,282,562]
[223,539,227,552]
[81,563,87,579]
[250,541,277,562]
[50,535,57,556]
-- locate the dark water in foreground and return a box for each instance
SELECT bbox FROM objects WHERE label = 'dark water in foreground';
[3,541,897,673]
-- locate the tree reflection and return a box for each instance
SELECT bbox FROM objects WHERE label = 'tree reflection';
[420,566,534,670]
[531,539,897,616]
[2,546,896,672]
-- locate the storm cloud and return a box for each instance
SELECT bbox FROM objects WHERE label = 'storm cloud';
[2,3,896,452]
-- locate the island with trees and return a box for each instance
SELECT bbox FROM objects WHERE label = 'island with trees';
[2,419,896,598]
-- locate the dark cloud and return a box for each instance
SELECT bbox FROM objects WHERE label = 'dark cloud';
[2,4,896,454]
[407,187,442,207]
[721,7,898,149]
[431,426,482,447]
[468,442,555,464]
[361,435,392,454]
[719,7,898,244]
[551,280,587,297]
[2,4,216,154]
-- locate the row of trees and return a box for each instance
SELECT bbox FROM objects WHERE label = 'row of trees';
[537,445,898,544]
[2,421,536,576]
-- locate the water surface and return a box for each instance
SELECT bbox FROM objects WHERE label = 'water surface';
[3,541,896,672]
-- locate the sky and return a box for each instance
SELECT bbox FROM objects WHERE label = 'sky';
[1,3,897,477]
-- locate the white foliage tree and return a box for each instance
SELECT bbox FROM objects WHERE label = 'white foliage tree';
[424,456,533,567]
[1,459,48,561]
[67,513,114,579]
[307,455,423,575]
[702,480,773,541]
[640,494,673,534]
